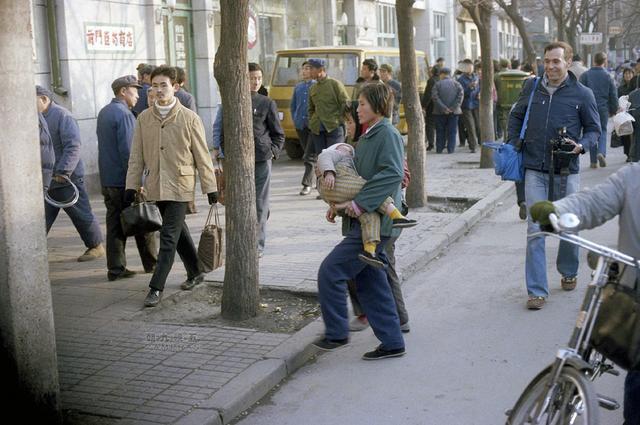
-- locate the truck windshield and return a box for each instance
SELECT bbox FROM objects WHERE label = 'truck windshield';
[272,53,360,86]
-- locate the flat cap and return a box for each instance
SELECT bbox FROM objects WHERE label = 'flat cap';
[111,75,142,92]
[307,58,326,69]
[35,85,53,98]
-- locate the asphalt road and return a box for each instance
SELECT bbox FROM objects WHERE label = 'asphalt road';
[235,151,629,425]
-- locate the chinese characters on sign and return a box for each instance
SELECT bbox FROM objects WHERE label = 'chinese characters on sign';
[175,24,187,69]
[579,33,602,46]
[85,24,135,52]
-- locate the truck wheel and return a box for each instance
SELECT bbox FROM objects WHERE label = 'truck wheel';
[284,138,304,159]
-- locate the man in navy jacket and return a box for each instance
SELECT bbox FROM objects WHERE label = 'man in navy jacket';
[507,42,601,310]
[37,85,105,262]
[290,60,316,195]
[97,75,158,281]
[458,60,480,153]
[579,52,619,168]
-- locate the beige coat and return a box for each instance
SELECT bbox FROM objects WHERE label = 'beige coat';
[126,101,217,201]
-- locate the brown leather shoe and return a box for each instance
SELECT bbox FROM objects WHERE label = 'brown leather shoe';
[77,244,105,262]
[526,296,546,310]
[561,276,577,291]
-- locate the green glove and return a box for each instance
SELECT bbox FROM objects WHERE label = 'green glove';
[529,201,556,226]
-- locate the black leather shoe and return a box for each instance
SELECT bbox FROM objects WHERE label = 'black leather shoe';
[180,273,205,290]
[144,289,162,307]
[107,269,136,282]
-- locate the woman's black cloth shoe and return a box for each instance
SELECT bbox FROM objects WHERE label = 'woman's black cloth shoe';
[313,338,349,351]
[362,345,406,360]
[358,252,385,269]
[392,218,418,228]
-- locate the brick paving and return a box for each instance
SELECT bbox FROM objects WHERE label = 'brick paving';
[48,150,503,424]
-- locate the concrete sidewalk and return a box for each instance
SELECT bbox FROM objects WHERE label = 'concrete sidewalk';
[48,149,512,424]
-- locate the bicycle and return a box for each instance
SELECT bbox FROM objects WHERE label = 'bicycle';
[505,212,640,425]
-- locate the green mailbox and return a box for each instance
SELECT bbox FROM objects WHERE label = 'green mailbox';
[496,70,530,109]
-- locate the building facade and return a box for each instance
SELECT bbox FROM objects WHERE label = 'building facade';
[32,0,471,191]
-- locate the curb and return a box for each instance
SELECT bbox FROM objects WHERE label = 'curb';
[401,181,514,277]
[174,180,515,425]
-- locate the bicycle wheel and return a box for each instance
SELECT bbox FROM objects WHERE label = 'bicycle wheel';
[506,365,600,425]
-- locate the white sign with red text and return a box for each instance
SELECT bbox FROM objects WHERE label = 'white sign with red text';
[85,24,135,52]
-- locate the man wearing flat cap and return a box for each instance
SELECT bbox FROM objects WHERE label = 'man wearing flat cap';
[96,76,158,281]
[36,85,105,261]
[307,58,350,155]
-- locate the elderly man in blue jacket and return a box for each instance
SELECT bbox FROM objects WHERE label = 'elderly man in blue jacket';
[507,42,601,310]
[37,86,105,262]
[579,52,619,168]
[97,76,158,281]
[39,112,55,192]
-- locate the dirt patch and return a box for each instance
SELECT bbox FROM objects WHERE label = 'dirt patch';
[133,284,320,334]
[426,196,478,214]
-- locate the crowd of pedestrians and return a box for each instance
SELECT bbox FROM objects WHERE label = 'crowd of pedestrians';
[34,40,640,422]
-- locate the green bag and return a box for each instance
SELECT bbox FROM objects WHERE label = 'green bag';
[591,274,640,371]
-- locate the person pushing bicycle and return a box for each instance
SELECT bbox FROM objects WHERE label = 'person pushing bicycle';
[530,162,640,425]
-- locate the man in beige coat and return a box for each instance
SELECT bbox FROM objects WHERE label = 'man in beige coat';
[125,65,218,307]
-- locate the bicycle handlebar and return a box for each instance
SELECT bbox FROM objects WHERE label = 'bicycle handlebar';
[529,213,639,269]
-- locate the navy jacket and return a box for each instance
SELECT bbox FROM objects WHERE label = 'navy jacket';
[219,93,285,162]
[132,83,150,116]
[579,67,618,116]
[508,73,601,174]
[176,89,197,112]
[290,80,315,130]
[96,98,136,187]
[458,73,480,110]
[432,77,464,115]
[39,112,55,190]
[43,102,85,179]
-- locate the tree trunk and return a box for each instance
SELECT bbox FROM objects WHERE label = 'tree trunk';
[477,6,495,168]
[461,0,495,168]
[214,0,260,320]
[549,0,566,41]
[396,0,426,207]
[497,0,537,68]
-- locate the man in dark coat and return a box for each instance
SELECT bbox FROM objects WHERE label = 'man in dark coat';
[37,85,105,262]
[507,42,601,310]
[219,63,284,256]
[97,75,158,281]
[174,66,197,112]
[421,65,439,151]
[579,52,619,168]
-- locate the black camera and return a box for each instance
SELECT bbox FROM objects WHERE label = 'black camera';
[549,127,575,153]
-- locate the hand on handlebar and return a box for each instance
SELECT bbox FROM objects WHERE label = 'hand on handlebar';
[530,201,556,228]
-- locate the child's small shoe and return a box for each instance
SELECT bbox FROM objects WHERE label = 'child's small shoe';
[358,251,385,269]
[392,217,418,228]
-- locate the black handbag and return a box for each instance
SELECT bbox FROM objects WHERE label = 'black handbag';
[591,269,640,371]
[610,131,623,148]
[120,192,163,237]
